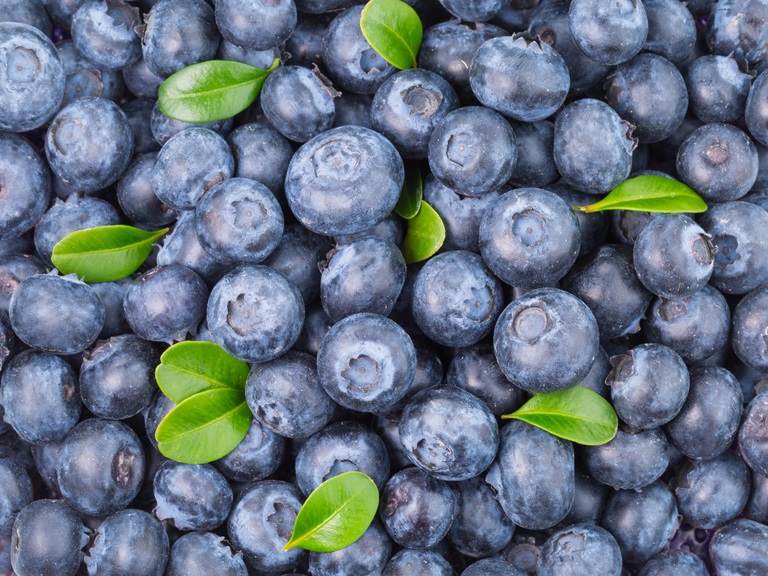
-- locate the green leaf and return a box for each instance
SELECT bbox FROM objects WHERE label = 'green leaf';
[155,341,249,404]
[503,385,618,446]
[284,471,379,553]
[403,201,445,264]
[157,58,280,123]
[51,225,168,283]
[155,388,251,464]
[360,0,423,70]
[395,164,423,219]
[576,175,708,214]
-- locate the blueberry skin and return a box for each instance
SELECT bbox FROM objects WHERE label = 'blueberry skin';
[31,438,63,494]
[153,462,232,531]
[400,386,498,481]
[215,0,296,50]
[332,92,373,129]
[710,518,768,576]
[150,102,233,147]
[90,279,131,337]
[214,418,285,482]
[643,0,697,64]
[264,223,330,304]
[493,288,600,394]
[261,65,335,143]
[601,482,679,563]
[611,209,653,245]
[461,557,525,576]
[143,392,174,449]
[687,55,751,124]
[449,476,514,558]
[428,106,517,197]
[412,250,503,347]
[295,0,356,11]
[438,0,507,21]
[124,265,208,343]
[295,421,390,495]
[79,335,159,420]
[748,470,768,524]
[480,188,580,287]
[0,255,45,318]
[57,39,125,105]
[639,550,708,576]
[246,351,336,439]
[71,0,141,70]
[284,16,326,67]
[564,470,608,525]
[667,367,743,461]
[123,98,158,154]
[0,351,80,445]
[606,53,688,143]
[0,133,50,241]
[509,121,558,187]
[383,550,452,576]
[34,195,120,263]
[568,0,648,65]
[0,23,64,132]
[644,286,731,364]
[321,238,406,322]
[227,122,294,195]
[156,211,226,282]
[322,6,395,95]
[380,467,456,549]
[0,318,14,373]
[122,58,164,99]
[585,428,670,490]
[739,392,768,476]
[700,201,768,295]
[218,40,279,69]
[167,532,247,576]
[563,244,652,339]
[285,126,404,236]
[10,500,89,576]
[309,521,391,576]
[10,274,105,355]
[486,420,574,530]
[142,0,219,77]
[227,481,305,573]
[708,0,768,67]
[734,287,768,371]
[0,458,33,536]
[57,418,145,516]
[2,0,52,35]
[538,523,623,576]
[550,184,610,257]
[117,153,177,228]
[553,99,635,194]
[85,509,169,576]
[747,70,768,146]
[371,68,459,158]
[207,265,304,363]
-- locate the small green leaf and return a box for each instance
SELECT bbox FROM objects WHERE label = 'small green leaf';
[158,58,280,123]
[360,0,423,70]
[284,471,379,553]
[155,388,251,464]
[51,225,168,283]
[155,341,249,404]
[503,385,618,446]
[403,201,445,264]
[395,164,423,219]
[576,175,708,214]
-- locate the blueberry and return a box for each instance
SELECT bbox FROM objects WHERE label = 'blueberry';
[215,0,296,50]
[308,521,391,576]
[0,23,64,132]
[708,0,768,67]
[611,209,653,245]
[285,126,404,236]
[687,55,751,124]
[57,418,144,516]
[227,122,294,195]
[123,265,208,343]
[335,214,404,246]
[461,557,525,576]
[142,392,174,449]
[284,16,326,67]
[449,476,514,558]
[156,212,226,282]
[0,318,14,373]
[493,288,600,393]
[332,92,373,128]
[122,58,164,99]
[294,0,356,11]
[227,480,305,573]
[747,69,768,146]
[699,201,768,295]
[10,274,104,354]
[322,6,395,95]
[709,519,768,576]
[117,153,177,228]
[643,0,697,64]
[553,99,635,194]
[10,500,89,576]
[747,470,768,523]
[507,121,558,187]
[142,0,219,77]
[31,439,63,494]
[486,420,574,530]
[166,532,247,576]
[550,183,610,256]
[71,0,141,71]
[538,524,622,576]
[423,179,495,253]
[639,550,709,576]
[149,102,233,147]
[85,509,169,576]
[217,40,279,68]
[0,255,45,318]
[739,392,768,476]
[0,458,33,536]
[89,281,130,338]
[264,223,331,304]
[428,106,517,197]
[214,418,285,482]
[123,98,158,154]
[579,348,611,398]
[0,133,51,239]
[568,0,648,65]
[601,482,679,563]
[57,40,125,105]
[246,350,336,439]
[383,549,452,576]
[207,265,304,362]
[2,0,52,35]
[585,428,670,490]
[564,470,608,525]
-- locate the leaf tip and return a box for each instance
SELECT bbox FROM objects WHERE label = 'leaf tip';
[282,540,297,552]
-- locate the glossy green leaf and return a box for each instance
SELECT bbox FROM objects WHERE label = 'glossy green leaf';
[284,471,379,552]
[155,388,251,464]
[576,175,708,214]
[503,385,618,446]
[51,225,168,283]
[158,59,280,123]
[360,0,423,70]
[155,341,249,404]
[395,164,423,219]
[403,201,445,264]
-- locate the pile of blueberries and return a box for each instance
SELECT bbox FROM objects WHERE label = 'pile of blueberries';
[3,0,768,574]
